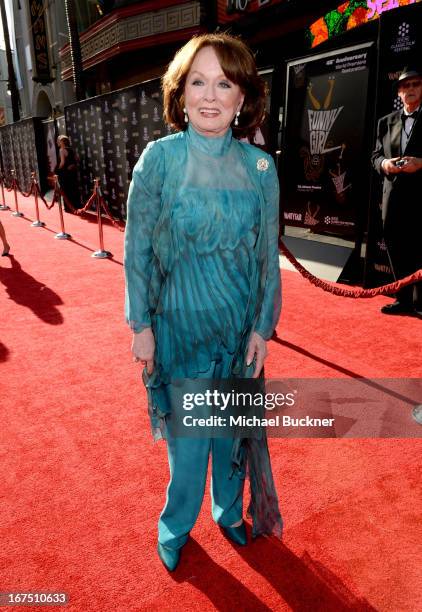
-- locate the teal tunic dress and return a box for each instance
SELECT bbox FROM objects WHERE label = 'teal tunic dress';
[124,124,282,538]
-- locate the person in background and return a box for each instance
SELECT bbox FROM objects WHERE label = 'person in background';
[124,33,282,572]
[55,135,81,211]
[0,220,10,256]
[372,68,422,317]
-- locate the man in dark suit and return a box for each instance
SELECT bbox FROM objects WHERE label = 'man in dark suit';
[372,69,422,317]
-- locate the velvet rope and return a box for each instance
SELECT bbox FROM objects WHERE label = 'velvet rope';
[280,240,422,298]
[77,191,98,215]
[35,180,57,210]
[57,189,82,215]
[16,180,34,198]
[99,194,125,232]
[35,185,49,207]
[3,176,15,191]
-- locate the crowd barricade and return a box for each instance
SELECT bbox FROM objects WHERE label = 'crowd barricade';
[51,177,71,240]
[280,240,422,297]
[0,169,124,256]
[4,170,24,217]
[0,172,9,211]
[61,177,124,258]
[1,166,421,292]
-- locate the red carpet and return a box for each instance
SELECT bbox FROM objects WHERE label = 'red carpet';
[1,191,421,612]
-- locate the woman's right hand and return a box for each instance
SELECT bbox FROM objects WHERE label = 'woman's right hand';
[131,327,155,375]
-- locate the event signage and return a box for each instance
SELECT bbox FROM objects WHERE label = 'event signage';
[64,79,170,220]
[0,118,47,192]
[307,0,421,48]
[220,0,280,20]
[227,0,271,10]
[227,0,250,11]
[28,0,52,83]
[367,0,421,20]
[282,43,372,237]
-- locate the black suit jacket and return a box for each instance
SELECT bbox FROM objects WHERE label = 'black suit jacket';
[371,108,422,224]
[371,108,422,275]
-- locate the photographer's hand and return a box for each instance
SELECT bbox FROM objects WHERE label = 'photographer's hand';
[381,157,403,175]
[400,156,422,173]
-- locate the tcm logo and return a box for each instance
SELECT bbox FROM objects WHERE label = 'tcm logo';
[398,22,410,37]
[307,77,343,155]
[325,216,339,225]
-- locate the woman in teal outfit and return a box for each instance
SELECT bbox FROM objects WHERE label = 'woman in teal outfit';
[124,33,282,571]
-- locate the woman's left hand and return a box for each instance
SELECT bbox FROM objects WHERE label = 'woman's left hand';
[245,331,267,378]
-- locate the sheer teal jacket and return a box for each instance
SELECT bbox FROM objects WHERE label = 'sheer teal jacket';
[124,125,281,385]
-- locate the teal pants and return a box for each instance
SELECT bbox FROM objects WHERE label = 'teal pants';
[158,356,245,550]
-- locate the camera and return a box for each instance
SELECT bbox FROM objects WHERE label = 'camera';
[395,159,407,168]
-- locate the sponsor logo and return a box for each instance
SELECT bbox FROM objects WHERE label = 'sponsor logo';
[284,212,302,221]
[391,20,416,54]
[374,263,392,274]
[324,216,354,226]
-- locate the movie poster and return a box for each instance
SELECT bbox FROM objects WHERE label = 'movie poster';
[282,43,372,238]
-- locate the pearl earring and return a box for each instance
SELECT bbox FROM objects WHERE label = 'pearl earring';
[234,111,240,127]
[183,107,188,124]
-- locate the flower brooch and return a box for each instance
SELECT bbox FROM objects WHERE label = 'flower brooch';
[257,158,269,171]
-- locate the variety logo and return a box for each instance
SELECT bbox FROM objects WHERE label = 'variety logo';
[284,212,302,221]
[374,263,392,274]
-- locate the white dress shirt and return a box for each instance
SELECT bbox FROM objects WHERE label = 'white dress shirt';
[401,106,420,153]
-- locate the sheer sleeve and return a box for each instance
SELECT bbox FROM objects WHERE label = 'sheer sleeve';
[254,156,282,340]
[124,140,164,333]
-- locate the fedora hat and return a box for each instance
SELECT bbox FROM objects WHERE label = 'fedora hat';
[394,68,422,91]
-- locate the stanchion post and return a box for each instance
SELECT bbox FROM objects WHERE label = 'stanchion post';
[54,176,71,240]
[92,179,112,259]
[31,172,45,228]
[11,170,23,217]
[0,172,9,211]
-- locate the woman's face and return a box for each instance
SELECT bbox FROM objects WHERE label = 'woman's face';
[184,46,244,138]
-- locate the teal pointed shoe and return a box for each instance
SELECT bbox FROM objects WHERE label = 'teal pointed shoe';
[157,542,181,571]
[221,522,247,546]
